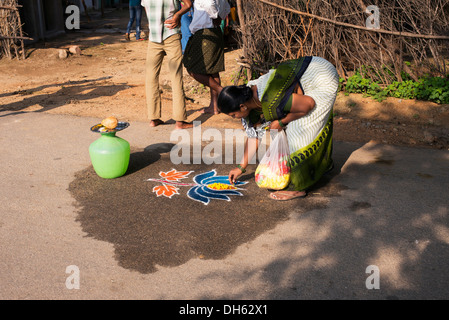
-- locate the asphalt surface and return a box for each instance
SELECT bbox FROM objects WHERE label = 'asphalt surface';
[1,110,449,300]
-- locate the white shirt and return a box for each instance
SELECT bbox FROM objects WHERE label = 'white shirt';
[189,0,230,34]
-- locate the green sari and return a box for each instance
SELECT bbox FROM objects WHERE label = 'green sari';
[288,115,333,191]
[259,57,334,191]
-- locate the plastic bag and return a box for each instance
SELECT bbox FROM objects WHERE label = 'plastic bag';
[255,130,291,190]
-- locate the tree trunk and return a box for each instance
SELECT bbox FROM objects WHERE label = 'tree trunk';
[236,0,247,57]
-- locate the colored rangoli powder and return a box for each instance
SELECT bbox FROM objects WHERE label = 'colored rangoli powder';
[207,183,237,190]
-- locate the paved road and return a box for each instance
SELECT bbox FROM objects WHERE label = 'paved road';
[1,111,448,300]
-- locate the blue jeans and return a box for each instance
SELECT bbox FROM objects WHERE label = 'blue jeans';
[126,6,142,39]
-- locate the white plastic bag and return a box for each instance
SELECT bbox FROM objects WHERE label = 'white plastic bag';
[255,130,291,190]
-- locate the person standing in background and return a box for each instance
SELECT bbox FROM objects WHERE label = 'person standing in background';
[125,0,144,41]
[182,0,230,115]
[141,0,194,129]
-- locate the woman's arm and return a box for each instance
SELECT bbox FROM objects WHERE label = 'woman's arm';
[270,93,315,130]
[229,137,259,184]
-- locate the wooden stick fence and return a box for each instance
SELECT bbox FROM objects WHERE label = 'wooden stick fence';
[0,0,30,60]
[256,0,449,41]
[233,0,449,85]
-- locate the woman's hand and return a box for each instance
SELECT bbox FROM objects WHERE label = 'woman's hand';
[228,167,243,185]
[269,120,284,131]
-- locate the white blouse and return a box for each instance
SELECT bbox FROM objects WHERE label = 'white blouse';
[189,0,231,34]
[242,69,275,139]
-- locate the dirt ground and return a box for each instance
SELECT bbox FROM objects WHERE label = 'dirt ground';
[1,9,448,150]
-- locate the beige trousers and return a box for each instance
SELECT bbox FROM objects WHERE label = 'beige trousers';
[145,33,187,122]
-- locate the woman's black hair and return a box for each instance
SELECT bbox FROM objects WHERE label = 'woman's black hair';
[217,85,253,114]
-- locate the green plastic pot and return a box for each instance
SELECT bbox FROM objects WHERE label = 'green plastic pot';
[89,131,130,179]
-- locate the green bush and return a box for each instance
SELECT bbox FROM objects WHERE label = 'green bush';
[340,71,449,104]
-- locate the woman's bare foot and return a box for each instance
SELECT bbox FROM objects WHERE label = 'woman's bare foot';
[269,191,307,201]
[175,121,194,129]
[149,119,164,127]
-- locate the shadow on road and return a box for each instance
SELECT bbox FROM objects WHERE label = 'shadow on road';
[194,142,449,299]
[0,77,130,118]
[69,140,449,299]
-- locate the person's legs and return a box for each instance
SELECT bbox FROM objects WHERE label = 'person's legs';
[145,41,165,125]
[189,72,222,114]
[183,27,224,115]
[200,73,221,114]
[125,6,136,40]
[135,5,143,40]
[163,34,192,129]
[189,72,222,95]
